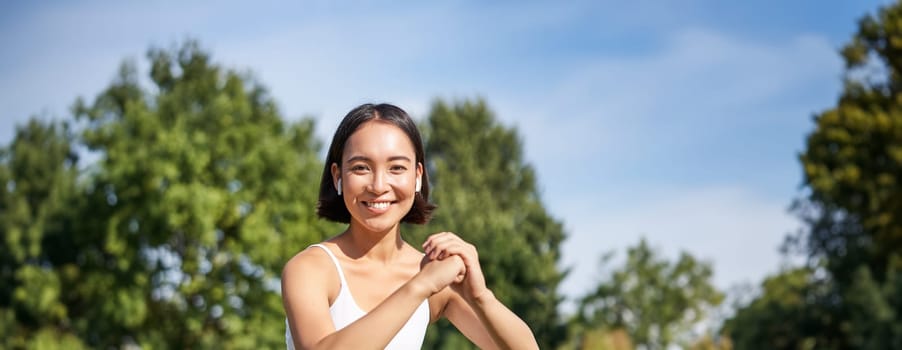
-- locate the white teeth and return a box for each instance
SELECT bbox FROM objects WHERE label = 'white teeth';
[367,202,390,209]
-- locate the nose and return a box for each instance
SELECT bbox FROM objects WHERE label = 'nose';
[367,172,390,194]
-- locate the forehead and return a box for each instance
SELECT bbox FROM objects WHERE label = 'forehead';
[342,121,416,160]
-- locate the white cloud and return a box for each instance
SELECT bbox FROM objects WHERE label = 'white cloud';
[206,1,593,142]
[492,28,842,174]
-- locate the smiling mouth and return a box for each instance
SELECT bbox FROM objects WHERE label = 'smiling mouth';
[364,201,393,210]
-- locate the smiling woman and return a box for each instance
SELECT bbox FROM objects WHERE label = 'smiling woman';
[281,103,539,350]
[315,104,435,226]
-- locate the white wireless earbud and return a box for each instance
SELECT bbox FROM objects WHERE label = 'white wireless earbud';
[336,179,342,195]
[415,178,422,192]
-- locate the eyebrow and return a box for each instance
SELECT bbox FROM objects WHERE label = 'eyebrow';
[345,155,413,163]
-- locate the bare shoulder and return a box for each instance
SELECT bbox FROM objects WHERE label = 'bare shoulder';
[282,244,339,293]
[282,244,341,348]
[283,244,331,271]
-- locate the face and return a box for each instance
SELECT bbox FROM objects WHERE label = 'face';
[331,121,423,234]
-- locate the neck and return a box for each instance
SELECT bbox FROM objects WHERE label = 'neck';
[341,222,404,263]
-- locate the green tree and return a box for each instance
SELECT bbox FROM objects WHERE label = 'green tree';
[575,238,724,350]
[687,334,733,350]
[0,119,86,349]
[727,1,902,348]
[723,267,846,349]
[406,98,568,349]
[557,325,634,350]
[799,0,902,290]
[1,41,333,348]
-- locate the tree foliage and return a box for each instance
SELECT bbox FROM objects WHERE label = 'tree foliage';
[0,41,332,348]
[0,119,84,349]
[727,1,902,348]
[723,267,848,349]
[801,0,902,287]
[405,98,568,349]
[556,326,634,350]
[575,238,724,350]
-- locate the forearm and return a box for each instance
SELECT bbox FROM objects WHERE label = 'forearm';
[467,290,539,350]
[308,281,430,350]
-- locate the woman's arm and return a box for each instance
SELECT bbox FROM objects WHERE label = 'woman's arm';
[282,248,465,350]
[423,232,540,350]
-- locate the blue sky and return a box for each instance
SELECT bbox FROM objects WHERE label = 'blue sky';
[1,0,892,311]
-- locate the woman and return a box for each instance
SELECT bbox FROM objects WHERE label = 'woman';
[282,103,539,349]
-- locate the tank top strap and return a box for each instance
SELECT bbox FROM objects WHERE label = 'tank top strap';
[309,244,349,288]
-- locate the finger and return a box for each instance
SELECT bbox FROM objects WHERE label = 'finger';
[436,254,466,280]
[432,242,459,260]
[428,232,462,249]
[423,232,459,251]
[422,232,449,254]
[450,250,480,276]
[425,233,474,262]
[425,233,460,259]
[433,243,477,268]
[450,255,467,276]
[422,231,450,245]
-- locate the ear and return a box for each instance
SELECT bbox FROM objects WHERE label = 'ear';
[415,162,424,192]
[331,162,341,194]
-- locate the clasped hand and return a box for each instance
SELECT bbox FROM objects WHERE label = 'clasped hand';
[418,232,489,302]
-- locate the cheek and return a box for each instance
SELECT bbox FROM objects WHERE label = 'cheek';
[398,176,418,192]
[342,193,356,209]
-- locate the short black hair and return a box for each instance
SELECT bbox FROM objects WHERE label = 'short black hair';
[316,103,436,224]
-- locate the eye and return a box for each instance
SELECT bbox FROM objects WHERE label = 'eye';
[389,165,407,173]
[350,164,370,173]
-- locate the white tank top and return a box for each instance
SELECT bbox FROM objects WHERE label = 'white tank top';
[286,244,430,349]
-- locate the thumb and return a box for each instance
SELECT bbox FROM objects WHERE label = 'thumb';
[454,268,466,283]
[454,259,466,283]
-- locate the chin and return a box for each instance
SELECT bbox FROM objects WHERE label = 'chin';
[361,221,401,235]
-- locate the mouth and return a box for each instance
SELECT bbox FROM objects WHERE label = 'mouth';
[363,200,394,211]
